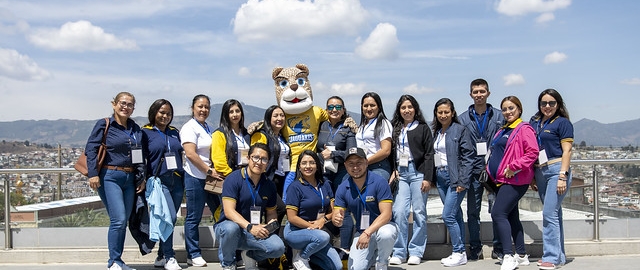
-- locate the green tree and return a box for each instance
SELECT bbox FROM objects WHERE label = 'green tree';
[0,191,28,222]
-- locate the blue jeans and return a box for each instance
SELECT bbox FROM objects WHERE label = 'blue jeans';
[284,223,342,270]
[214,220,285,267]
[392,162,428,259]
[436,167,467,253]
[535,163,570,265]
[349,223,398,270]
[97,168,136,268]
[368,159,391,181]
[156,172,184,259]
[184,173,220,259]
[466,173,483,251]
[491,184,529,255]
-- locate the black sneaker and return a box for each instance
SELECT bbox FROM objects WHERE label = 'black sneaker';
[468,247,483,260]
[491,249,504,260]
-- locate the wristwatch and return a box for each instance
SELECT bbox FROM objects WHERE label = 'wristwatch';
[207,168,213,176]
[246,224,253,232]
[560,170,569,176]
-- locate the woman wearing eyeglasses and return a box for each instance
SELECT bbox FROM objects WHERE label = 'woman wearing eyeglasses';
[529,89,573,270]
[317,96,356,251]
[85,92,147,270]
[487,96,538,270]
[284,150,342,270]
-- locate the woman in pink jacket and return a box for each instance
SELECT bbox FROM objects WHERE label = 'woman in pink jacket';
[486,96,538,270]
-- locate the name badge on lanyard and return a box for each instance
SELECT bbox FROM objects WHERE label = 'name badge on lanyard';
[250,206,261,224]
[239,148,249,166]
[360,210,370,230]
[399,153,410,167]
[538,149,549,164]
[434,153,443,167]
[316,209,325,221]
[476,142,488,156]
[131,147,143,164]
[165,152,177,170]
[324,145,338,173]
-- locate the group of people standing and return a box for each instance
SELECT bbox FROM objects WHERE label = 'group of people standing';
[84,77,573,270]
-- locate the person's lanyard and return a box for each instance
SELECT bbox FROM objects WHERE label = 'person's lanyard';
[472,108,489,140]
[234,131,247,148]
[244,169,262,207]
[123,127,138,146]
[306,180,325,212]
[401,121,414,151]
[349,174,370,210]
[491,129,507,148]
[361,118,377,140]
[536,117,553,147]
[195,118,211,135]
[328,123,344,141]
[154,126,171,152]
[278,136,289,154]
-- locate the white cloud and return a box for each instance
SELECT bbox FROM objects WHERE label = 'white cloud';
[621,78,640,85]
[403,83,438,94]
[0,9,30,35]
[354,23,399,60]
[0,48,51,81]
[536,12,555,23]
[232,0,368,42]
[495,0,571,16]
[331,83,366,96]
[28,20,138,52]
[543,51,567,64]
[238,67,251,77]
[503,73,525,86]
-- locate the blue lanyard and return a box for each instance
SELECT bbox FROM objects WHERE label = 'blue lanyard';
[195,118,211,135]
[234,131,247,148]
[401,121,414,151]
[535,117,553,147]
[154,126,171,152]
[278,136,289,154]
[349,174,369,210]
[244,169,262,207]
[305,179,325,212]
[328,123,343,141]
[123,127,138,146]
[360,118,377,140]
[491,129,507,148]
[472,108,489,140]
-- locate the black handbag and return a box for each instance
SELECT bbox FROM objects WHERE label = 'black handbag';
[479,166,498,194]
[389,176,399,195]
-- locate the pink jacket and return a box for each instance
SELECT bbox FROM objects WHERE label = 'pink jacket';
[490,121,539,186]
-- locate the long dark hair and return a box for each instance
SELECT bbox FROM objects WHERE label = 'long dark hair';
[147,99,174,128]
[533,88,570,120]
[431,98,459,137]
[262,105,284,137]
[295,150,324,182]
[359,92,389,139]
[391,95,426,145]
[327,95,349,121]
[219,99,247,167]
[190,94,210,117]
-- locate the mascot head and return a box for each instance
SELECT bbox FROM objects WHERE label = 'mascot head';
[273,64,314,115]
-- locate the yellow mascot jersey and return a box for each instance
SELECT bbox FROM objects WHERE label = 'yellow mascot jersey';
[282,106,328,171]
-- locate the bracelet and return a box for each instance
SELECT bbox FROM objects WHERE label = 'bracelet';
[362,231,370,237]
[323,215,330,223]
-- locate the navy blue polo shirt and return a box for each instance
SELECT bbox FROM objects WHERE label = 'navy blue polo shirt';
[530,116,574,159]
[286,177,334,230]
[334,171,393,233]
[85,116,146,178]
[218,168,278,223]
[142,125,184,177]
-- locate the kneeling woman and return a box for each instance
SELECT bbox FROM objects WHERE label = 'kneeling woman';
[284,150,342,270]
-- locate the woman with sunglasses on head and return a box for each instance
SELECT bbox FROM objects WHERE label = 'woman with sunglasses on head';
[529,89,574,270]
[488,96,539,270]
[388,95,434,266]
[85,92,147,270]
[317,96,357,251]
[356,92,393,180]
[142,99,184,270]
[284,150,342,270]
[431,98,474,267]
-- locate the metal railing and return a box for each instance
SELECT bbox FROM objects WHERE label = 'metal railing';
[2,159,640,249]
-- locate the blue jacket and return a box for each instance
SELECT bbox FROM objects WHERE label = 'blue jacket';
[434,122,475,189]
[459,104,504,174]
[145,176,173,242]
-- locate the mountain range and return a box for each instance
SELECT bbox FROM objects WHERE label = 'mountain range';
[0,103,637,147]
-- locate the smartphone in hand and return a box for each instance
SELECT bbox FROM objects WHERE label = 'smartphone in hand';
[265,220,280,234]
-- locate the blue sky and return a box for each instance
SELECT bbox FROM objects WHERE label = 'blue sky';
[0,0,638,124]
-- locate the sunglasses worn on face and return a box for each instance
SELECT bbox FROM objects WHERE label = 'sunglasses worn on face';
[540,101,557,107]
[327,104,343,111]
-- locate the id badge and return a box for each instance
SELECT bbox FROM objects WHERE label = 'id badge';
[434,153,442,167]
[399,153,409,167]
[316,210,325,221]
[538,149,549,164]
[250,206,261,224]
[476,142,488,156]
[281,155,291,172]
[360,210,370,230]
[239,149,249,166]
[165,152,177,170]
[131,147,143,164]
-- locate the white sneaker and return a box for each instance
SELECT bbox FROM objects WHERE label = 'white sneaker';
[375,262,388,270]
[154,258,166,268]
[187,257,207,267]
[164,258,181,270]
[241,250,259,270]
[441,254,454,264]
[389,257,403,265]
[515,254,530,266]
[108,264,122,270]
[407,256,422,265]
[292,251,311,270]
[443,252,467,267]
[501,254,519,270]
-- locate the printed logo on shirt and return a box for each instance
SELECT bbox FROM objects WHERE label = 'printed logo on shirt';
[287,115,314,143]
[365,195,375,202]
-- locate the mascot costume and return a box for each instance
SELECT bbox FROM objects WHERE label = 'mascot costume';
[273,64,329,202]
